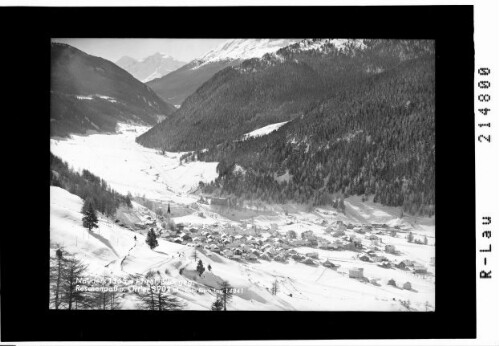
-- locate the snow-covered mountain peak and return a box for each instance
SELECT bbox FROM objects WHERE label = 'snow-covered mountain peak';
[116,53,187,83]
[291,39,366,54]
[193,39,298,69]
[138,52,174,63]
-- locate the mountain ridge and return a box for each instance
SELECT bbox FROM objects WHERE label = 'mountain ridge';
[116,52,187,83]
[146,39,298,106]
[137,39,435,214]
[51,43,176,138]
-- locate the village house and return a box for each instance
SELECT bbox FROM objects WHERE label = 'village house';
[302,258,316,265]
[353,226,365,234]
[396,261,408,270]
[306,252,319,259]
[210,197,229,206]
[261,243,272,252]
[413,264,427,274]
[372,255,389,262]
[264,247,277,256]
[343,242,357,251]
[322,259,338,269]
[181,234,192,242]
[336,220,347,232]
[279,242,292,250]
[292,254,305,261]
[359,254,371,262]
[350,237,363,249]
[385,244,396,254]
[209,244,221,253]
[401,259,415,267]
[349,267,364,279]
[291,239,307,246]
[333,231,345,238]
[301,230,316,240]
[240,244,252,253]
[222,249,234,258]
[378,261,392,269]
[274,254,287,262]
[331,239,344,250]
[307,238,318,247]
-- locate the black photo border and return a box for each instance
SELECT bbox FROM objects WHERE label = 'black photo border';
[1,5,475,342]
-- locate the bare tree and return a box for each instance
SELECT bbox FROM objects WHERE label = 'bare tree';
[134,271,184,311]
[50,248,66,309]
[219,281,233,311]
[90,279,122,310]
[60,255,90,310]
[271,278,279,295]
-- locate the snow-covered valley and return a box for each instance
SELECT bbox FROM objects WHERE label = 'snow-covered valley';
[50,124,435,311]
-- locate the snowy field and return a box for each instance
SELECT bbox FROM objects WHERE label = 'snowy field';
[240,121,289,140]
[50,123,219,205]
[50,124,435,311]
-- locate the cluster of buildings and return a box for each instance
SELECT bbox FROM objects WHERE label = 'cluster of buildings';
[135,208,430,280]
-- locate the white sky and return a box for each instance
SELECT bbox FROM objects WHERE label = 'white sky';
[52,38,229,63]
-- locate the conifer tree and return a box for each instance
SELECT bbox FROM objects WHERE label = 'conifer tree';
[211,295,223,311]
[407,232,414,243]
[82,199,98,232]
[196,260,205,277]
[146,229,159,249]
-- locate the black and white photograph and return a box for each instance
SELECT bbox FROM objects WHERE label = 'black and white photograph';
[0,2,488,343]
[49,37,436,312]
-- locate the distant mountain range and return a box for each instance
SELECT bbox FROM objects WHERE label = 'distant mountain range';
[51,43,176,138]
[115,53,187,83]
[146,39,298,106]
[136,39,435,214]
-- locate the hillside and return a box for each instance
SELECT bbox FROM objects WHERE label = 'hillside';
[136,39,434,214]
[50,183,435,311]
[51,43,176,138]
[146,39,297,106]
